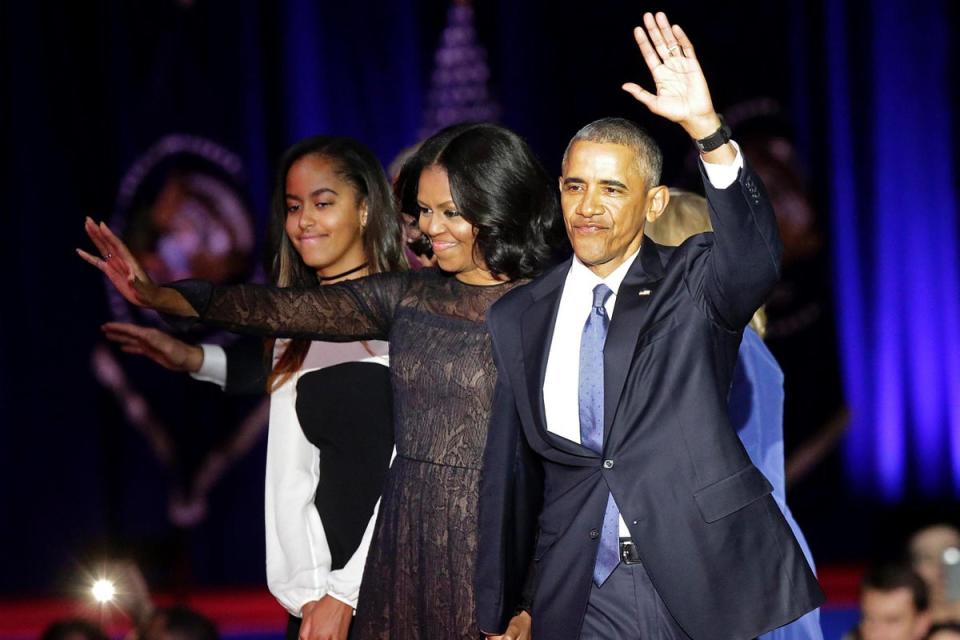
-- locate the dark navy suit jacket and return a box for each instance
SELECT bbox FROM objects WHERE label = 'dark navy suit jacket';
[476,159,824,640]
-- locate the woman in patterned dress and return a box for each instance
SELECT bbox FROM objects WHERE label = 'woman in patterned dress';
[80,123,567,639]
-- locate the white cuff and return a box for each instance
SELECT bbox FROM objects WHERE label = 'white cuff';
[293,593,324,618]
[700,140,744,189]
[290,592,356,618]
[189,344,227,389]
[325,591,357,613]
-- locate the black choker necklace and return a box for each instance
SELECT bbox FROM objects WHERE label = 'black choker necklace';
[318,262,368,281]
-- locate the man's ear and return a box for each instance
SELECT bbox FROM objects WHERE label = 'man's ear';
[645,185,670,223]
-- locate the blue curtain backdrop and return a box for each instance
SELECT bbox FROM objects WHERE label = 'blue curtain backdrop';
[826,0,960,501]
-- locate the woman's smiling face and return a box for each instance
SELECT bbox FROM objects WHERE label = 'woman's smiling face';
[417,164,490,283]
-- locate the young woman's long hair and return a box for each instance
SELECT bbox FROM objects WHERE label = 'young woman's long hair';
[266,136,407,389]
[411,123,568,281]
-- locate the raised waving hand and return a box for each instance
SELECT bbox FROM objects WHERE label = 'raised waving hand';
[621,12,727,147]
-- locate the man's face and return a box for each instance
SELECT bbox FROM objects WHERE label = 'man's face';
[559,141,666,278]
[860,587,930,640]
[910,526,960,605]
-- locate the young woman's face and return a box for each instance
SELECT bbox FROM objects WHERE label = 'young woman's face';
[417,164,489,283]
[284,154,368,277]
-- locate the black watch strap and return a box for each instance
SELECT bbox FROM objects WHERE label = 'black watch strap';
[694,115,732,153]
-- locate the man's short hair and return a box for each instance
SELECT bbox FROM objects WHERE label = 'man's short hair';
[41,618,109,640]
[861,562,930,612]
[562,117,663,186]
[148,606,219,640]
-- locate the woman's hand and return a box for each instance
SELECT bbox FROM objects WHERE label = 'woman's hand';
[621,12,723,142]
[299,596,353,640]
[77,217,196,316]
[78,217,157,306]
[102,322,204,373]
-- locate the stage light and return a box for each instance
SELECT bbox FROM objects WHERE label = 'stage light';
[945,547,960,565]
[91,578,116,603]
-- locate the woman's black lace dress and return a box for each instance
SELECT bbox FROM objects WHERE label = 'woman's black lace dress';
[173,269,522,639]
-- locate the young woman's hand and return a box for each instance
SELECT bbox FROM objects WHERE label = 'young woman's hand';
[299,596,353,640]
[101,322,204,373]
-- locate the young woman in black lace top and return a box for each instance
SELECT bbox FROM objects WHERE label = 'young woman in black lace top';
[80,123,566,640]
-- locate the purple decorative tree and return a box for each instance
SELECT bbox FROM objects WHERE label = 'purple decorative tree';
[419,0,501,139]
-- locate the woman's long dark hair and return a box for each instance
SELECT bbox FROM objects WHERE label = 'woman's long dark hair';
[393,150,433,258]
[412,123,567,280]
[266,136,407,389]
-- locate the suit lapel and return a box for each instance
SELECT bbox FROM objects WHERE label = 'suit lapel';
[602,238,666,441]
[520,260,597,458]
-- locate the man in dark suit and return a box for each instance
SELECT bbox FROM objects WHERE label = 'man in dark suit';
[477,12,823,640]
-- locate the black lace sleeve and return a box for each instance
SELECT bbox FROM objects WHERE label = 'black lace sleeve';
[168,271,411,342]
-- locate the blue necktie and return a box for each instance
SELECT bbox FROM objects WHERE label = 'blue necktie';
[579,283,620,586]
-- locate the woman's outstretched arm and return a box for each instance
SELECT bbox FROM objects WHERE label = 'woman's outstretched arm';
[80,217,408,342]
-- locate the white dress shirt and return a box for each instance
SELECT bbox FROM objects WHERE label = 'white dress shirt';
[542,146,744,536]
[193,340,392,616]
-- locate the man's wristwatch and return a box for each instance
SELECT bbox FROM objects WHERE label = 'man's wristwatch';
[694,115,732,153]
